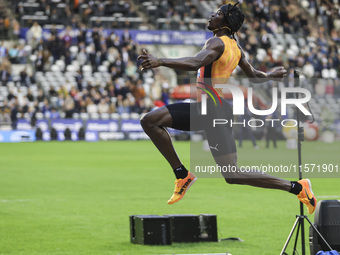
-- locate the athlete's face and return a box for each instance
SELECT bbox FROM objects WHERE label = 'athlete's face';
[207,9,225,31]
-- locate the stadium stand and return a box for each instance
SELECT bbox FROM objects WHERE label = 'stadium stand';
[0,0,339,131]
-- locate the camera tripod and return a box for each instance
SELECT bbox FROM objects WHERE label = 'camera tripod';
[280,71,333,255]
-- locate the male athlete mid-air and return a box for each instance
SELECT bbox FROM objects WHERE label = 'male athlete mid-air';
[137,3,316,213]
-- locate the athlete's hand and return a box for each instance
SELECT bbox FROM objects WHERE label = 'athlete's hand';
[268,66,287,80]
[137,49,160,71]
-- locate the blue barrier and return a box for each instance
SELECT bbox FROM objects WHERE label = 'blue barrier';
[0,130,36,142]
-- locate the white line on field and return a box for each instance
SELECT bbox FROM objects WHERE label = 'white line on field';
[0,199,36,203]
[316,195,340,199]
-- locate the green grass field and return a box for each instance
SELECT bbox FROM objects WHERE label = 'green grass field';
[0,140,339,255]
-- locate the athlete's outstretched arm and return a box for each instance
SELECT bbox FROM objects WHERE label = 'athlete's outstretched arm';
[238,47,287,83]
[137,37,224,71]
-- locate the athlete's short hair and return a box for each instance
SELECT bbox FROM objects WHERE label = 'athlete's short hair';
[220,2,244,33]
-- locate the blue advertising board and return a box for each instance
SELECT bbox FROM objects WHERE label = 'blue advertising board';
[51,119,83,132]
[17,119,49,131]
[85,131,99,142]
[85,119,119,141]
[121,119,143,132]
[57,131,79,141]
[2,118,199,142]
[97,132,125,141]
[0,130,36,142]
[86,120,119,132]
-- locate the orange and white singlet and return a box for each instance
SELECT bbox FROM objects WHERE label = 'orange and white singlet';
[197,36,241,99]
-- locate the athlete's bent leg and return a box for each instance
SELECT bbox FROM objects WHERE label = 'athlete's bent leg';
[141,105,197,205]
[140,106,182,169]
[213,153,291,191]
[213,153,316,213]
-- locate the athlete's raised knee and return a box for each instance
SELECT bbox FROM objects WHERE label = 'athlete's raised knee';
[140,106,171,129]
[140,112,154,130]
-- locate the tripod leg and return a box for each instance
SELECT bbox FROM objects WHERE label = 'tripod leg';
[292,219,301,254]
[280,217,300,255]
[305,216,333,251]
[301,212,306,255]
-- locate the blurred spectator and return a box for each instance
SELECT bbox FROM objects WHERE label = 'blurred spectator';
[10,99,19,130]
[47,35,61,63]
[19,68,28,87]
[27,22,43,48]
[150,82,162,102]
[106,81,117,97]
[98,98,110,114]
[8,44,19,63]
[188,21,198,31]
[161,86,170,106]
[50,108,60,119]
[48,86,58,97]
[179,21,188,31]
[0,17,9,38]
[0,100,11,124]
[41,99,51,115]
[125,60,137,79]
[64,95,75,118]
[0,66,11,86]
[28,105,37,127]
[130,80,146,113]
[265,110,280,149]
[334,81,340,98]
[303,61,315,78]
[58,85,69,99]
[27,89,34,103]
[325,79,335,96]
[121,29,132,46]
[7,88,15,101]
[75,98,87,113]
[86,98,98,114]
[35,51,44,72]
[237,104,259,149]
[0,42,7,58]
[37,89,46,103]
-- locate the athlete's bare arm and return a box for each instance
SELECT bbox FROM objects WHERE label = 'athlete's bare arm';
[238,47,287,83]
[137,37,224,71]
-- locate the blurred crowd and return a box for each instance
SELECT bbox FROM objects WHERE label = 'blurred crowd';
[236,0,339,79]
[298,0,340,38]
[0,22,170,126]
[137,0,206,30]
[0,1,20,40]
[13,0,143,29]
[0,0,339,127]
